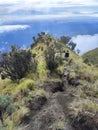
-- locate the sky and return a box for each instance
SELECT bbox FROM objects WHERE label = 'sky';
[1,0,98,31]
[0,0,98,54]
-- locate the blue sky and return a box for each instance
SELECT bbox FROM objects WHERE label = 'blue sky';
[0,0,98,54]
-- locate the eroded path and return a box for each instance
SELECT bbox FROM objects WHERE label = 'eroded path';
[19,80,76,130]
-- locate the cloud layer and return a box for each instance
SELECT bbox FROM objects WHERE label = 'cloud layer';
[72,34,98,55]
[1,0,98,24]
[0,25,30,33]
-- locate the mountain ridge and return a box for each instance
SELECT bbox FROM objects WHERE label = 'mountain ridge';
[0,33,98,130]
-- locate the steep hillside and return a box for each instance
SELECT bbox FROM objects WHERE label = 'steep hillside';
[0,33,98,130]
[83,48,98,66]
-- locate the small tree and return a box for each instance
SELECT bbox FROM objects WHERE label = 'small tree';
[45,47,58,72]
[83,58,89,64]
[76,49,80,55]
[68,41,76,51]
[32,36,36,42]
[60,36,71,45]
[60,36,77,51]
[0,46,32,81]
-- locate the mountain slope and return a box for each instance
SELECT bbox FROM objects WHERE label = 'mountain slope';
[0,33,98,130]
[83,48,98,66]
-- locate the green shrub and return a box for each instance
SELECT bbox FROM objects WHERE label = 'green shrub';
[6,103,19,115]
[15,79,35,97]
[45,47,59,72]
[30,62,37,73]
[11,107,29,126]
[83,58,89,64]
[47,59,59,72]
[18,79,35,90]
[55,56,63,65]
[0,95,11,110]
[0,47,32,81]
[25,89,47,110]
[37,58,47,81]
[70,99,98,130]
[0,121,6,130]
[0,95,18,124]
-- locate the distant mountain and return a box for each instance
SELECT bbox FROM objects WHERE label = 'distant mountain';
[83,48,98,66]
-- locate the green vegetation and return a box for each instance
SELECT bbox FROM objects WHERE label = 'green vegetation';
[59,35,76,51]
[0,33,98,130]
[45,46,59,72]
[0,95,18,125]
[0,121,6,130]
[0,46,32,81]
[50,121,66,129]
[83,47,98,66]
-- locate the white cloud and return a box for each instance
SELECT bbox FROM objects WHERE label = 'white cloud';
[0,11,97,23]
[0,25,30,33]
[1,0,98,23]
[1,0,98,14]
[1,13,98,24]
[1,14,75,23]
[0,47,6,52]
[0,0,98,5]
[72,34,98,55]
[20,44,27,50]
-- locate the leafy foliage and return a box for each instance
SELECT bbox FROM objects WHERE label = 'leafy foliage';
[0,95,18,124]
[17,79,35,97]
[0,121,6,130]
[0,46,32,81]
[45,46,59,72]
[83,57,90,64]
[60,36,71,45]
[25,89,47,111]
[68,41,76,51]
[60,35,76,51]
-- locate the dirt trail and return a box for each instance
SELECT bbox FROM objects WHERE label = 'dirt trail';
[20,84,75,130]
[57,87,75,117]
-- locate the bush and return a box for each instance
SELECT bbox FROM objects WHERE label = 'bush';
[25,89,47,110]
[47,59,58,72]
[70,97,98,130]
[19,79,35,90]
[0,46,32,81]
[56,56,63,65]
[30,62,37,73]
[11,107,29,125]
[0,95,18,124]
[71,107,98,130]
[6,103,19,115]
[83,58,90,64]
[0,95,11,110]
[45,47,59,72]
[16,79,35,97]
[79,72,96,83]
[0,121,6,130]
